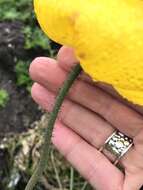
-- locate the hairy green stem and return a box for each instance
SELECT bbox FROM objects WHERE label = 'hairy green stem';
[25,64,82,190]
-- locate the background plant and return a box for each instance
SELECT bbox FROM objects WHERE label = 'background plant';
[0,89,9,108]
[0,0,59,91]
[15,60,32,92]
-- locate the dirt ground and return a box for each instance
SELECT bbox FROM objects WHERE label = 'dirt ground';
[0,68,41,135]
[0,21,42,136]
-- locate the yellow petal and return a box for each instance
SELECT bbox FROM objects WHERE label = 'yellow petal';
[34,0,143,105]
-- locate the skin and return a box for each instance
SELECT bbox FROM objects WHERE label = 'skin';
[29,46,143,190]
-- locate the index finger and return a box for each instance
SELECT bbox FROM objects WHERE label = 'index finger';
[57,46,143,116]
[57,46,93,83]
[30,57,143,137]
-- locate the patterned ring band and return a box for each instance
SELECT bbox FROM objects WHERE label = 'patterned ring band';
[99,131,133,165]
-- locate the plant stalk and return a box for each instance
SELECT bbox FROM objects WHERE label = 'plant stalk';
[25,64,82,190]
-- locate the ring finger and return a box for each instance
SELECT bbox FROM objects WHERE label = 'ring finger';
[32,83,130,164]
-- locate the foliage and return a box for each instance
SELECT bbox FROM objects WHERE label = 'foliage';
[7,0,56,91]
[0,89,9,108]
[15,60,32,92]
[0,0,58,94]
[0,0,59,96]
[0,0,56,53]
[23,26,55,56]
[0,0,33,22]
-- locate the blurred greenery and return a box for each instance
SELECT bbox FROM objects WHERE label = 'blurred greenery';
[0,89,9,108]
[0,0,33,21]
[15,60,32,92]
[1,0,57,53]
[0,0,57,92]
[0,0,56,54]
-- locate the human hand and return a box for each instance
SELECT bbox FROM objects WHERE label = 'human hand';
[29,46,143,190]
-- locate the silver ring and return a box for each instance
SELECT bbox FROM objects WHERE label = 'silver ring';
[99,131,133,165]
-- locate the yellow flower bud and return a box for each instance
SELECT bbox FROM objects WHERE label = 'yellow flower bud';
[34,0,143,105]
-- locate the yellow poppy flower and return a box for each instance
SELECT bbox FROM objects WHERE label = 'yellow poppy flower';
[34,0,143,105]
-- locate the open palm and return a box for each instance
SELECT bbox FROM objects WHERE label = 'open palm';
[30,46,143,190]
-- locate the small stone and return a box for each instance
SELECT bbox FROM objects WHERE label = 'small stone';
[112,147,120,155]
[124,141,130,146]
[120,138,125,142]
[108,140,115,146]
[118,132,124,137]
[118,148,123,153]
[112,137,118,142]
[115,141,124,148]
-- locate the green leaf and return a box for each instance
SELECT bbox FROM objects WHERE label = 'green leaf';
[15,60,32,91]
[0,89,9,108]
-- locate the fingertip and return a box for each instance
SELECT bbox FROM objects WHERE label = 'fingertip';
[31,82,55,111]
[57,46,79,71]
[29,57,57,81]
[29,57,46,79]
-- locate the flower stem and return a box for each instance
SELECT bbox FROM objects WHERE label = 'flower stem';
[25,64,82,190]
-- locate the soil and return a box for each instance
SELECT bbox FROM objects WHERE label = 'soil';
[0,21,42,137]
[0,21,26,70]
[0,69,41,136]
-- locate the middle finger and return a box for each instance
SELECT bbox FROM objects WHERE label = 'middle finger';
[32,83,143,189]
[31,83,134,165]
[30,58,143,137]
[32,83,114,150]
